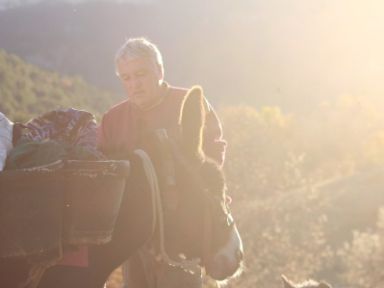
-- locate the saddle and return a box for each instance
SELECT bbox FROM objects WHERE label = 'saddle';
[0,159,130,262]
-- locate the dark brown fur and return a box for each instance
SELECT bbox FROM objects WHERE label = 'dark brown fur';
[36,86,237,288]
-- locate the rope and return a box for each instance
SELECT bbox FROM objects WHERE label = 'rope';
[133,149,201,274]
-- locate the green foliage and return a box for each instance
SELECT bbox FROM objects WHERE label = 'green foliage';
[339,208,384,287]
[217,97,384,287]
[3,49,384,287]
[230,189,333,287]
[0,49,122,122]
[221,105,305,199]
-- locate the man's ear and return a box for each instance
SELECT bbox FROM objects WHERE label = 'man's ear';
[157,65,164,83]
[281,275,295,288]
[179,86,206,161]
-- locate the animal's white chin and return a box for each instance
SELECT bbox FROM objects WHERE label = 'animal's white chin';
[205,225,244,280]
[205,256,242,281]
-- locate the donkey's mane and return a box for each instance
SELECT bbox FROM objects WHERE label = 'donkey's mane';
[294,280,324,288]
[282,275,332,288]
[178,85,205,163]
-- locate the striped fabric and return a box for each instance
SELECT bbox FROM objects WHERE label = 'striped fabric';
[20,108,101,155]
[0,112,13,171]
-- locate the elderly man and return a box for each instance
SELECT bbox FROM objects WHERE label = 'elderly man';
[98,37,226,288]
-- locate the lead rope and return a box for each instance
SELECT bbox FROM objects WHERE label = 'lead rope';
[133,149,201,274]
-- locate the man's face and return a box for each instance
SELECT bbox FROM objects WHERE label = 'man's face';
[117,57,163,110]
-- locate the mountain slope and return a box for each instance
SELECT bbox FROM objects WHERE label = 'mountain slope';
[0,49,122,121]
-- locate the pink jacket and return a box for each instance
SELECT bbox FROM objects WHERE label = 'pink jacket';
[98,84,226,166]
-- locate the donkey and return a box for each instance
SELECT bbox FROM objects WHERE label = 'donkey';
[282,275,332,288]
[37,86,244,287]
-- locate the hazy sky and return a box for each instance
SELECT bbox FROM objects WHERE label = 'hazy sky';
[1,0,384,110]
[0,0,148,10]
[220,0,384,107]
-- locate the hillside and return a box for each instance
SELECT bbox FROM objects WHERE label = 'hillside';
[2,48,384,287]
[219,104,384,287]
[0,49,122,122]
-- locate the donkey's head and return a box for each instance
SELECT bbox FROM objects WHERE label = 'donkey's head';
[148,86,243,281]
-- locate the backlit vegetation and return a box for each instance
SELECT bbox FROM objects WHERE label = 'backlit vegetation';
[2,50,384,287]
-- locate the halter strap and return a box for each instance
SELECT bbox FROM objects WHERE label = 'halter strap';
[133,149,201,274]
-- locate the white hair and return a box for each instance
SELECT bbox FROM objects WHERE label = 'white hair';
[115,37,164,77]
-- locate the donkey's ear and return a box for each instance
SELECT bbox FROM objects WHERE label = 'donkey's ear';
[179,86,206,161]
[281,275,295,288]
